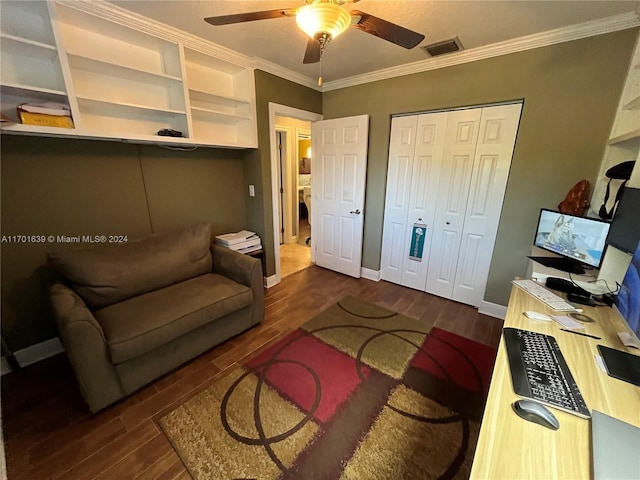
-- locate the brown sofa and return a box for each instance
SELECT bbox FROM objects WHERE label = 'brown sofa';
[47,223,264,413]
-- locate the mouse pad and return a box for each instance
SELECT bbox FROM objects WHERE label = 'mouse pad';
[597,345,640,386]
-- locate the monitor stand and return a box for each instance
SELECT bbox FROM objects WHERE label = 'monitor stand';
[528,256,586,275]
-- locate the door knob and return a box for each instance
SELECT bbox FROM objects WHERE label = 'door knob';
[350,209,361,215]
[446,221,451,225]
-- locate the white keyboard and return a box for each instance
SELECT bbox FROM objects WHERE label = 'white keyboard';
[512,279,577,311]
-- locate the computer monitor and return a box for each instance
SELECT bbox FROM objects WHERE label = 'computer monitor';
[531,209,611,274]
[615,240,640,342]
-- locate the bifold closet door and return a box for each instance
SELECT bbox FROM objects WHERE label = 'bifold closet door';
[450,103,522,306]
[425,108,483,299]
[381,103,522,307]
[380,113,447,289]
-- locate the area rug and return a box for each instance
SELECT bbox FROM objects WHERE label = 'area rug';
[159,296,497,480]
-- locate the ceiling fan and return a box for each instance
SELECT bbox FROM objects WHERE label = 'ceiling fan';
[204,0,425,66]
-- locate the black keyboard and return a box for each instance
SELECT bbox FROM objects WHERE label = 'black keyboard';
[503,328,590,418]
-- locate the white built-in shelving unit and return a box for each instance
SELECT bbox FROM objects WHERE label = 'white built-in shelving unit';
[591,31,640,209]
[0,1,257,148]
[606,32,640,187]
[591,31,640,284]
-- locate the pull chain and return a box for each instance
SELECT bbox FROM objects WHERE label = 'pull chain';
[317,34,328,87]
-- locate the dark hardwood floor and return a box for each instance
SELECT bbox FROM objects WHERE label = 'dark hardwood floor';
[1,266,504,480]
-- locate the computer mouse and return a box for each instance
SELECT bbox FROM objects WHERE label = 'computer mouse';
[512,399,559,430]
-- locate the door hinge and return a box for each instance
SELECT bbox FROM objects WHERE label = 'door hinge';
[280,187,284,194]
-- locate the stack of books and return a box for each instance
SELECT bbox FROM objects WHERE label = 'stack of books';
[215,230,262,254]
[17,102,75,129]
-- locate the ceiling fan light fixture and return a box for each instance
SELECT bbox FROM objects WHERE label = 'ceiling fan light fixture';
[296,1,351,41]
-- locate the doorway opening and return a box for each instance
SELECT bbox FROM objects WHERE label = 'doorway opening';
[268,103,323,285]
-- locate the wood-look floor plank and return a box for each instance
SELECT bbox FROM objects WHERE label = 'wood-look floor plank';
[133,449,186,480]
[2,265,504,479]
[94,432,173,480]
[54,421,159,480]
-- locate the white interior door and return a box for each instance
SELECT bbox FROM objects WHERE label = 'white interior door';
[451,103,522,306]
[380,113,448,290]
[426,108,482,298]
[312,115,369,278]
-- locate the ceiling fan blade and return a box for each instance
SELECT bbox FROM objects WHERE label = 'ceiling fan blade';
[204,8,297,26]
[350,10,424,49]
[303,38,322,64]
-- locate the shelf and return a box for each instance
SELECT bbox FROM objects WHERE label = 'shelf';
[622,95,640,111]
[608,128,640,146]
[189,88,250,107]
[69,59,187,113]
[191,106,251,121]
[0,33,56,51]
[1,122,75,135]
[76,96,186,116]
[67,53,183,83]
[0,1,57,46]
[57,4,183,79]
[1,83,67,98]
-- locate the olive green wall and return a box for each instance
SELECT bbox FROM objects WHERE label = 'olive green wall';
[1,135,246,351]
[243,70,322,276]
[1,30,635,353]
[322,29,638,306]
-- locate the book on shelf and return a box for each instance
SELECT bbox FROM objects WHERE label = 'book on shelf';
[18,102,71,116]
[215,230,258,246]
[17,110,75,129]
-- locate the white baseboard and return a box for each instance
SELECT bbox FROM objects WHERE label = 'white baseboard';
[361,268,381,281]
[265,274,279,288]
[479,301,508,320]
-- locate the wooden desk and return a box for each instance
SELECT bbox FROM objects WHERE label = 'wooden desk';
[470,285,640,480]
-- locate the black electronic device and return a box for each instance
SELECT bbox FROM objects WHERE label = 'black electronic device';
[157,128,183,137]
[597,345,640,387]
[567,292,596,306]
[545,277,591,297]
[606,187,640,255]
[531,209,611,274]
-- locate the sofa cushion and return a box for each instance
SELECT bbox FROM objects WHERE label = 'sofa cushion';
[95,273,252,364]
[48,223,213,309]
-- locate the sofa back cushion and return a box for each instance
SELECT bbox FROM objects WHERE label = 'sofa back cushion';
[48,223,213,309]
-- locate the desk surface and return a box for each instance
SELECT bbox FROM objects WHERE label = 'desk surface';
[470,284,640,480]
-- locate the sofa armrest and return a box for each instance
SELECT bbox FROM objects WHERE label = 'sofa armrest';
[49,281,124,412]
[211,244,264,325]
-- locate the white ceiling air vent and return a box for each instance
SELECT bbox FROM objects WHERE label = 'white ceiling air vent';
[421,37,464,57]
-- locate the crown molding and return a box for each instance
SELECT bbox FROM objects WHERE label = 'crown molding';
[322,11,640,91]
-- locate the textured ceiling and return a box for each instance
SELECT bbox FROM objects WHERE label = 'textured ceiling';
[111,1,640,83]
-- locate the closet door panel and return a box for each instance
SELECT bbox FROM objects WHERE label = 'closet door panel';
[426,109,482,299]
[380,116,417,284]
[400,112,448,289]
[452,103,522,306]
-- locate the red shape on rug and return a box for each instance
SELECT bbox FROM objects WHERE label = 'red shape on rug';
[411,328,496,394]
[247,330,371,424]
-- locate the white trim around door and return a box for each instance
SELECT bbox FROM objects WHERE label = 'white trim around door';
[269,103,323,286]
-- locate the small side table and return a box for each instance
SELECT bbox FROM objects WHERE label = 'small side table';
[246,249,266,278]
